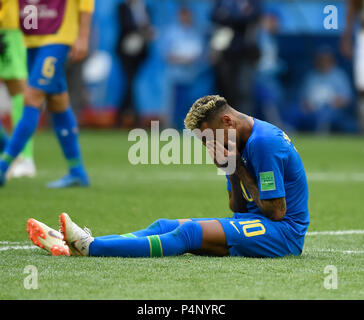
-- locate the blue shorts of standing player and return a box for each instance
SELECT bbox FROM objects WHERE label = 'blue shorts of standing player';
[27,44,70,94]
[0,43,89,188]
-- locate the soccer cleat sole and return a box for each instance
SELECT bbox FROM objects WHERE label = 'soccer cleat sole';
[59,213,68,241]
[50,244,69,256]
[26,218,46,249]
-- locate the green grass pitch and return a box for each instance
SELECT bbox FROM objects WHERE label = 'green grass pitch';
[0,130,363,299]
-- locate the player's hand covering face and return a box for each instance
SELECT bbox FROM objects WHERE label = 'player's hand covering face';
[206,138,241,174]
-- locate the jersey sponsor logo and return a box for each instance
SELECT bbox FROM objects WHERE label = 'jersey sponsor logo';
[259,171,276,191]
[19,0,66,35]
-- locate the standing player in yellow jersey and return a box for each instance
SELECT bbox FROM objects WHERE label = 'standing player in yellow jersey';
[0,0,36,178]
[0,0,94,187]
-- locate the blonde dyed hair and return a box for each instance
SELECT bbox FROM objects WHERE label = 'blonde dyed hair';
[184,95,228,130]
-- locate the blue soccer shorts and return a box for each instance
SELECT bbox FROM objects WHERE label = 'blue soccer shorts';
[27,44,70,94]
[193,213,305,258]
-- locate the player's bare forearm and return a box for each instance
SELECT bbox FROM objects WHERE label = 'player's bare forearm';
[70,12,92,62]
[227,174,247,213]
[235,162,286,221]
[206,139,286,220]
[78,11,92,40]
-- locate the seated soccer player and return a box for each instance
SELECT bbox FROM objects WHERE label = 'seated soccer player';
[0,0,94,187]
[27,95,310,258]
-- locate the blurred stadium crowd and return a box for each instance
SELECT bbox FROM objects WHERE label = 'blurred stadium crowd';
[1,0,362,134]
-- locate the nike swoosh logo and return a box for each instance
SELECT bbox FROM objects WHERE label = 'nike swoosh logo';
[48,230,62,240]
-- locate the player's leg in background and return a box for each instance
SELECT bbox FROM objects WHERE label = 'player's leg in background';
[0,85,44,185]
[10,85,34,161]
[0,29,39,184]
[5,28,36,177]
[3,80,27,143]
[4,79,37,178]
[30,44,89,188]
[0,43,89,187]
[46,92,89,188]
[0,120,8,153]
[0,43,59,185]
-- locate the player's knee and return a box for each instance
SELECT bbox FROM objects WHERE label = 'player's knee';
[174,221,203,251]
[148,218,167,230]
[24,87,46,108]
[149,218,176,234]
[47,93,69,113]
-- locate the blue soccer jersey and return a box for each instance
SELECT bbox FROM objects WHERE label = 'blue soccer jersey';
[226,118,310,239]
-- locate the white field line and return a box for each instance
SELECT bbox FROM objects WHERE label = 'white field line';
[307,230,364,236]
[0,244,38,251]
[304,249,364,254]
[307,172,364,182]
[0,241,24,244]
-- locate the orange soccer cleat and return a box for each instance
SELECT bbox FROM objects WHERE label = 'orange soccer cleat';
[26,218,70,256]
